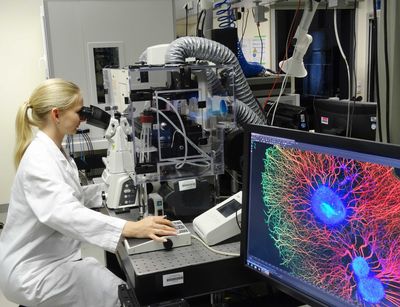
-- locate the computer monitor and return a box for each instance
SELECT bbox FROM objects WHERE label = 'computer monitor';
[241,124,400,307]
[313,99,377,141]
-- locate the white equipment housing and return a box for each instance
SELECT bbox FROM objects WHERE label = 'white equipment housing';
[145,44,170,65]
[124,220,191,254]
[148,192,164,216]
[193,191,242,246]
[101,116,137,209]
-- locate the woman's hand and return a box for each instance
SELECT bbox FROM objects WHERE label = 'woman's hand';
[122,216,177,242]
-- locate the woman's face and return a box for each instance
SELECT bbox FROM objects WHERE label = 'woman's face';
[58,98,85,135]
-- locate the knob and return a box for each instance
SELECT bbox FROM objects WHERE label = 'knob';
[163,238,173,251]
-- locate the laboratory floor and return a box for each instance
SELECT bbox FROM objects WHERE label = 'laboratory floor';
[0,211,106,307]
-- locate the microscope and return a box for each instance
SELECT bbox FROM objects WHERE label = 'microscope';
[78,104,139,210]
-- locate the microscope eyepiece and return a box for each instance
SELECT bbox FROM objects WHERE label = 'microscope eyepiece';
[78,106,92,121]
[78,105,111,129]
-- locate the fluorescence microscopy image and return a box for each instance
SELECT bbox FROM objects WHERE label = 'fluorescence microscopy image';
[260,145,400,306]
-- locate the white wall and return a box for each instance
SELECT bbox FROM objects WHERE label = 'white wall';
[0,0,46,204]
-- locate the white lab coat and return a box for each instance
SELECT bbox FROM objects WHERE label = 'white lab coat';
[0,131,127,307]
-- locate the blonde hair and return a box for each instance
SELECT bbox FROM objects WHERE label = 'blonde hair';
[14,78,82,168]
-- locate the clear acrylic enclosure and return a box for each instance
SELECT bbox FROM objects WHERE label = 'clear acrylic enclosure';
[103,64,236,184]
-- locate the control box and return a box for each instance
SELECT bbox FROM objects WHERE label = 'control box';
[192,191,242,246]
[124,220,191,255]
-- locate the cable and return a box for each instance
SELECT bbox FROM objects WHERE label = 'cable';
[372,0,382,142]
[71,134,75,156]
[333,8,351,137]
[251,8,264,64]
[214,0,236,28]
[81,133,89,156]
[196,9,206,37]
[348,98,356,138]
[383,0,390,142]
[269,74,290,126]
[82,133,94,156]
[87,133,94,155]
[263,0,302,111]
[66,135,72,156]
[348,3,357,138]
[185,4,189,36]
[139,122,152,163]
[191,234,240,257]
[235,208,241,231]
[333,9,351,101]
[225,168,243,185]
[150,98,212,170]
[196,0,200,26]
[150,108,210,163]
[79,134,85,161]
[352,2,357,100]
[239,9,250,46]
[154,96,188,168]
[257,22,263,64]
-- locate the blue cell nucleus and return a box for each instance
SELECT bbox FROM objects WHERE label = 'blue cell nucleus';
[352,256,370,278]
[311,186,346,225]
[358,277,385,304]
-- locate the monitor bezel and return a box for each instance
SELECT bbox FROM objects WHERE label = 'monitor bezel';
[240,124,400,306]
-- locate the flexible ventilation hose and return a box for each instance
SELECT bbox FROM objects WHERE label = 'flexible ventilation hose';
[204,67,263,126]
[165,36,266,124]
[236,99,265,125]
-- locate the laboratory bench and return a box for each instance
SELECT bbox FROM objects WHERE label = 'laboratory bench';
[102,208,304,307]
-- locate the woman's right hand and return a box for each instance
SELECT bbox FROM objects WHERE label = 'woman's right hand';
[122,216,177,242]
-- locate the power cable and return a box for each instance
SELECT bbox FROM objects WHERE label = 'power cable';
[348,3,357,138]
[185,4,189,36]
[239,9,250,46]
[372,0,382,142]
[251,8,264,64]
[333,8,351,137]
[263,0,302,112]
[383,0,390,142]
[257,23,263,64]
[191,235,240,257]
[197,9,206,37]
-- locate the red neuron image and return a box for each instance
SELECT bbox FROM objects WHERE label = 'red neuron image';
[261,145,400,306]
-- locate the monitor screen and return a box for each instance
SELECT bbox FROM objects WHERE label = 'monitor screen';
[313,99,377,141]
[241,125,400,307]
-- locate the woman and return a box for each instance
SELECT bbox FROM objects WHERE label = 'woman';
[0,78,176,306]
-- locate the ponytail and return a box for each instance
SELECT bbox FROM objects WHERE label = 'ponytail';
[14,101,33,168]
